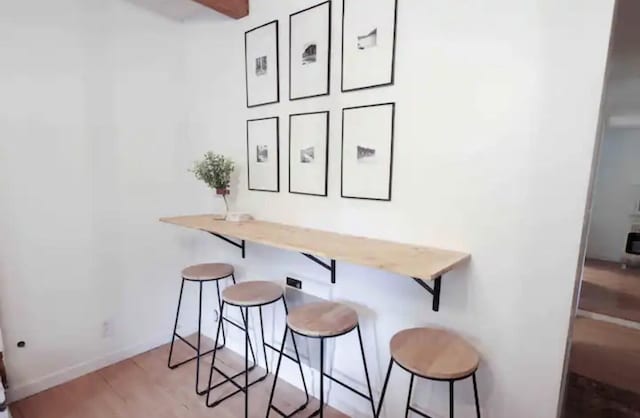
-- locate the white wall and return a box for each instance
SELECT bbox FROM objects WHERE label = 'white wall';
[587,128,640,261]
[0,0,615,416]
[181,1,615,417]
[0,0,218,400]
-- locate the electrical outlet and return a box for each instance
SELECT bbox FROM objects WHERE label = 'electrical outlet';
[286,277,302,289]
[102,320,113,338]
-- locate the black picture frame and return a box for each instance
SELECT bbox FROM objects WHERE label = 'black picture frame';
[245,20,280,108]
[247,116,280,193]
[289,111,330,197]
[289,1,332,101]
[341,0,398,92]
[341,102,395,201]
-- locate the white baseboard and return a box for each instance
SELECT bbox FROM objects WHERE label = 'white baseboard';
[7,332,173,403]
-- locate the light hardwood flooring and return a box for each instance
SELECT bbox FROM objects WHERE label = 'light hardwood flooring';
[11,335,346,418]
[579,259,640,323]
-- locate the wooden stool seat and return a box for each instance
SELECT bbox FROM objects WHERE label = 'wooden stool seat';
[287,302,359,338]
[222,281,283,307]
[390,327,479,380]
[181,263,234,281]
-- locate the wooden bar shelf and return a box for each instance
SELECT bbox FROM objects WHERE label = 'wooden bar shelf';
[160,214,470,311]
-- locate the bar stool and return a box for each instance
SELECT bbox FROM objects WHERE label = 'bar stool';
[167,263,256,395]
[205,281,309,418]
[376,327,481,418]
[266,301,376,418]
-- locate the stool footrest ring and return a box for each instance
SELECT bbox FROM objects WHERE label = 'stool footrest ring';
[269,401,311,418]
[204,367,268,408]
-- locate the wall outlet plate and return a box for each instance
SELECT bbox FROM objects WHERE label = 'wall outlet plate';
[286,277,302,289]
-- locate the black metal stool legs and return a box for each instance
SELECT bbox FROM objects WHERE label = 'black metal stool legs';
[377,360,481,418]
[472,373,481,418]
[168,278,221,396]
[205,302,269,411]
[264,299,310,417]
[167,278,185,369]
[376,358,394,418]
[244,307,249,418]
[357,325,377,417]
[269,325,375,418]
[449,381,454,418]
[318,338,325,418]
[229,273,258,368]
[405,374,414,418]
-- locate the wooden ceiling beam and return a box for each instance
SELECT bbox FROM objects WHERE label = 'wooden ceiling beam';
[191,0,248,19]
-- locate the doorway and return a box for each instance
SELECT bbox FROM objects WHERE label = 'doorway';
[562,0,640,416]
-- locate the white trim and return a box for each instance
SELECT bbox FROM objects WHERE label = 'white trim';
[7,332,173,403]
[577,309,640,331]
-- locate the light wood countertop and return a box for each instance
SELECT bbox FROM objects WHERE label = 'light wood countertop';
[160,214,470,281]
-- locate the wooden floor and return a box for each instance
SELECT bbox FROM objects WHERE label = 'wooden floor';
[579,259,640,322]
[562,260,640,418]
[10,335,346,418]
[564,317,640,417]
[570,317,640,395]
[563,373,640,418]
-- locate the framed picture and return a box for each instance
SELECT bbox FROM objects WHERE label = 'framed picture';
[247,117,280,192]
[245,20,280,107]
[341,103,395,200]
[289,1,331,100]
[341,0,398,92]
[289,111,330,196]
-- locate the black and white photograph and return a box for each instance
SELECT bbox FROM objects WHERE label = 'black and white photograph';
[341,103,395,200]
[290,1,331,100]
[247,117,280,192]
[289,111,329,196]
[357,145,376,161]
[300,146,315,163]
[245,20,280,107]
[255,56,268,76]
[342,0,397,92]
[256,145,269,162]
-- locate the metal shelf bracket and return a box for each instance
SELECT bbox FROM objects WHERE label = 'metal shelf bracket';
[301,253,336,284]
[208,232,246,258]
[412,276,442,312]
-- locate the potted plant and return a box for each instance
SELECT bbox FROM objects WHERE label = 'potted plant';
[190,152,235,218]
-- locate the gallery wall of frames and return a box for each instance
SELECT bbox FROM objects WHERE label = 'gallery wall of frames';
[244,0,398,201]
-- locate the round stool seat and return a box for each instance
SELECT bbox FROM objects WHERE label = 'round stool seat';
[181,263,233,281]
[390,328,479,380]
[288,302,358,338]
[222,281,283,307]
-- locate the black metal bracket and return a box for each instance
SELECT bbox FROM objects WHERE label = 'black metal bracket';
[208,232,246,258]
[412,276,442,312]
[301,253,336,284]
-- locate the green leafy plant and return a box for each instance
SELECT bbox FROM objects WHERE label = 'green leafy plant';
[190,152,235,214]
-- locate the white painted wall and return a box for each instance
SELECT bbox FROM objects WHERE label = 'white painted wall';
[0,0,220,401]
[586,128,640,261]
[180,1,615,417]
[0,0,615,417]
